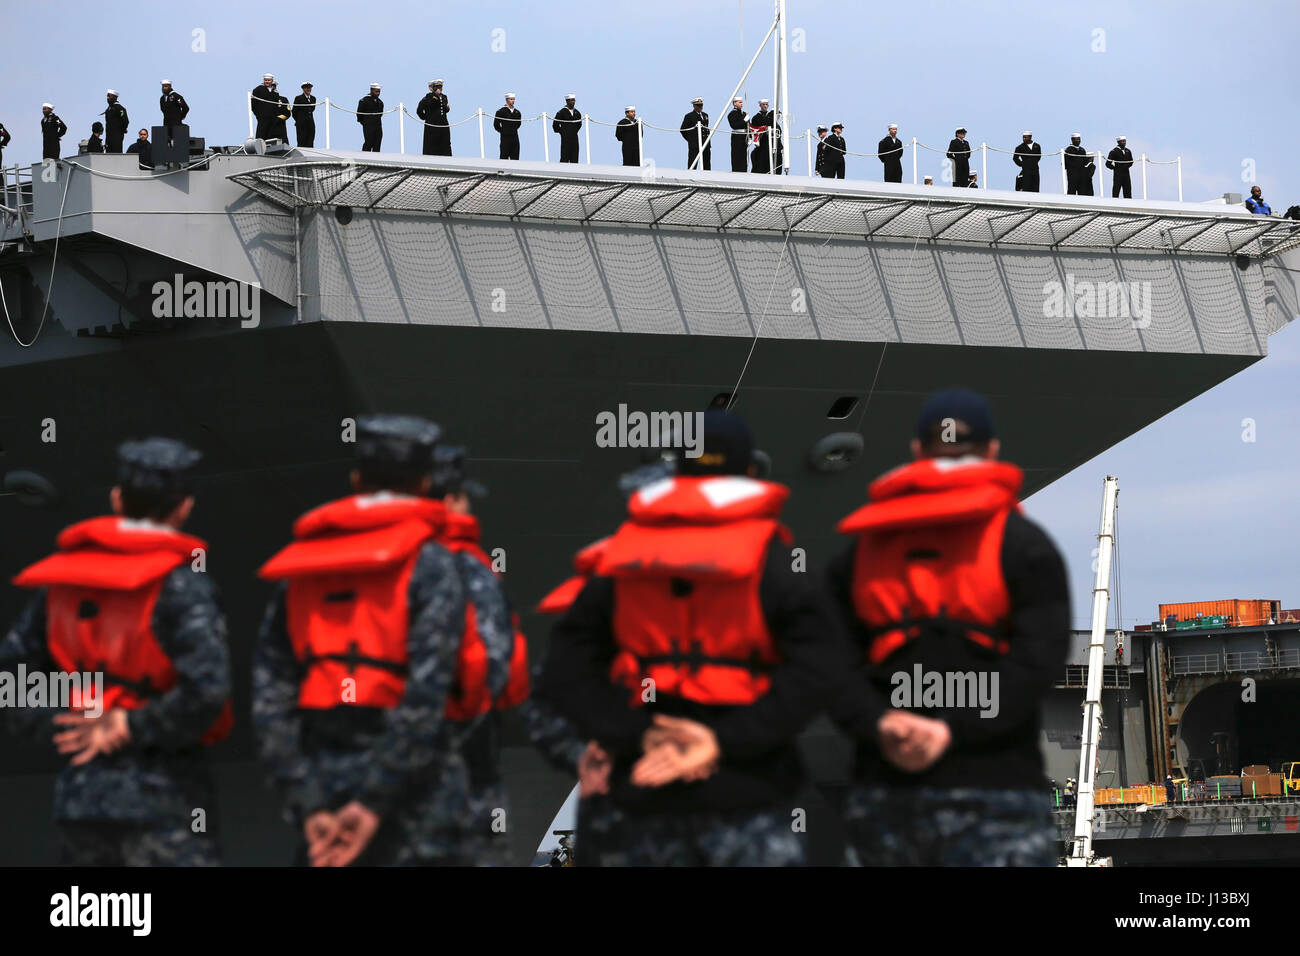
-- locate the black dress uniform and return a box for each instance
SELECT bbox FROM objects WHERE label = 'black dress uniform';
[1106,142,1134,198]
[681,107,710,170]
[357,91,384,151]
[41,110,67,160]
[494,104,522,160]
[292,91,316,148]
[615,115,640,166]
[103,97,129,153]
[267,92,290,143]
[417,88,451,156]
[1064,140,1090,195]
[553,102,581,163]
[814,134,827,177]
[947,135,971,187]
[1013,138,1041,192]
[750,107,780,173]
[726,105,748,172]
[159,88,189,149]
[0,123,10,166]
[877,134,904,183]
[86,130,104,154]
[251,83,278,140]
[824,131,846,179]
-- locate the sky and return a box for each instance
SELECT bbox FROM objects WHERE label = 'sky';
[2,0,1298,627]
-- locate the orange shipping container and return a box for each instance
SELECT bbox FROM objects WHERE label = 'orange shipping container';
[1158,599,1280,628]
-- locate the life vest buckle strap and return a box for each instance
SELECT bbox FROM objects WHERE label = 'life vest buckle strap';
[300,640,409,677]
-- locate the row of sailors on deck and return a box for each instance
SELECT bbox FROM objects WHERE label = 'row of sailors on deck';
[0,77,1289,211]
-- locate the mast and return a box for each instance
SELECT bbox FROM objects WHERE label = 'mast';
[1068,475,1119,866]
[777,0,790,172]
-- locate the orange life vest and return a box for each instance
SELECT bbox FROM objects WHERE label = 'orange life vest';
[13,516,234,745]
[437,511,530,716]
[536,537,611,615]
[596,475,790,707]
[259,494,446,710]
[837,458,1023,665]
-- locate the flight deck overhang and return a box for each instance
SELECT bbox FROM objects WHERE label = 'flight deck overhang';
[227,152,1300,260]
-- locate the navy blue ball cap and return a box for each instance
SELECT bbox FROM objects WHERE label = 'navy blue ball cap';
[677,408,755,476]
[430,444,487,498]
[117,437,201,493]
[355,414,441,467]
[915,388,995,443]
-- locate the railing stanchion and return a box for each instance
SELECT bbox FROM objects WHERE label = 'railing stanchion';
[1097,151,1105,198]
[805,129,811,177]
[584,113,591,165]
[1177,156,1183,202]
[1060,148,1067,193]
[912,137,917,184]
[1141,154,1148,200]
[981,142,987,190]
[543,112,550,163]
[247,92,254,139]
[695,122,703,172]
[399,103,405,154]
[324,98,331,149]
[478,108,485,159]
[637,117,644,168]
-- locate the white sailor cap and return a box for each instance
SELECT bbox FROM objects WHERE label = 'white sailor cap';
[625,105,636,112]
[691,97,703,105]
[106,89,118,96]
[564,93,575,100]
[42,102,53,109]
[370,82,381,89]
[1116,134,1127,140]
[817,125,827,132]
[888,122,898,128]
[832,122,844,129]
[759,98,770,105]
[1022,130,1032,136]
[732,97,743,102]
[264,73,274,81]
[505,92,516,98]
[1071,132,1081,138]
[161,79,171,85]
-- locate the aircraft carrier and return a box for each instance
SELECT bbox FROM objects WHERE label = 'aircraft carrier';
[1,144,1299,864]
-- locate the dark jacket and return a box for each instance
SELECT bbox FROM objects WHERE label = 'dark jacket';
[553,106,581,136]
[104,102,129,139]
[493,106,521,140]
[877,135,903,169]
[292,94,317,124]
[1106,146,1134,175]
[160,91,189,125]
[1013,141,1041,170]
[615,116,640,165]
[539,538,847,814]
[356,94,384,125]
[824,507,1070,791]
[127,137,153,168]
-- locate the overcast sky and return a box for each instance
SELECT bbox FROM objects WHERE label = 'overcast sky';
[2,0,1297,627]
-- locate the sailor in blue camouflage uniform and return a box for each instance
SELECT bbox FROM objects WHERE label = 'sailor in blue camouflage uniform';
[253,415,483,866]
[426,444,518,865]
[1,438,232,865]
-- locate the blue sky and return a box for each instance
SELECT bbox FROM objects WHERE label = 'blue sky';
[2,0,1298,626]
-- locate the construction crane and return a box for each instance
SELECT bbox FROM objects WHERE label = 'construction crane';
[1067,475,1119,867]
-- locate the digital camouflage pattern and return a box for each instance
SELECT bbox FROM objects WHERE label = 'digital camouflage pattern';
[0,565,231,864]
[57,821,219,866]
[842,784,1057,866]
[254,539,497,864]
[576,796,806,867]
